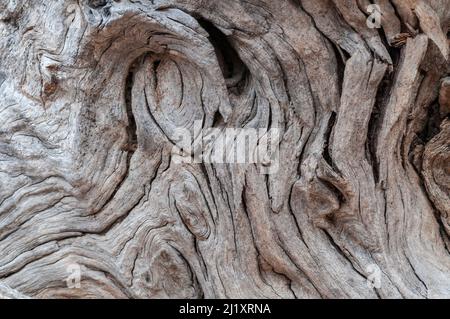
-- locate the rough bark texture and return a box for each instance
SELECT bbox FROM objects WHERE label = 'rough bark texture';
[0,0,449,299]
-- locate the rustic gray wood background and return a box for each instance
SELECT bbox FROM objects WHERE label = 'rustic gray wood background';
[0,0,449,298]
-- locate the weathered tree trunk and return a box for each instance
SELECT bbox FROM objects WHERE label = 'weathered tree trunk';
[0,0,449,299]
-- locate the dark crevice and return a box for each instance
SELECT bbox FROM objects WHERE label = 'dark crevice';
[212,110,224,128]
[152,59,161,88]
[267,103,273,131]
[367,71,394,184]
[319,178,346,205]
[377,18,401,66]
[153,59,161,71]
[385,38,402,67]
[124,60,138,156]
[197,18,249,95]
[417,101,442,144]
[329,43,347,97]
[441,227,450,255]
[409,90,446,173]
[323,112,336,168]
[88,0,109,9]
[93,60,139,219]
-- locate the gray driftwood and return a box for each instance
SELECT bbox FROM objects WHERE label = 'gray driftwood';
[0,0,449,299]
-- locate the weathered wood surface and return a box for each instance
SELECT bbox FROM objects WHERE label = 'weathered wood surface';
[0,0,449,298]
